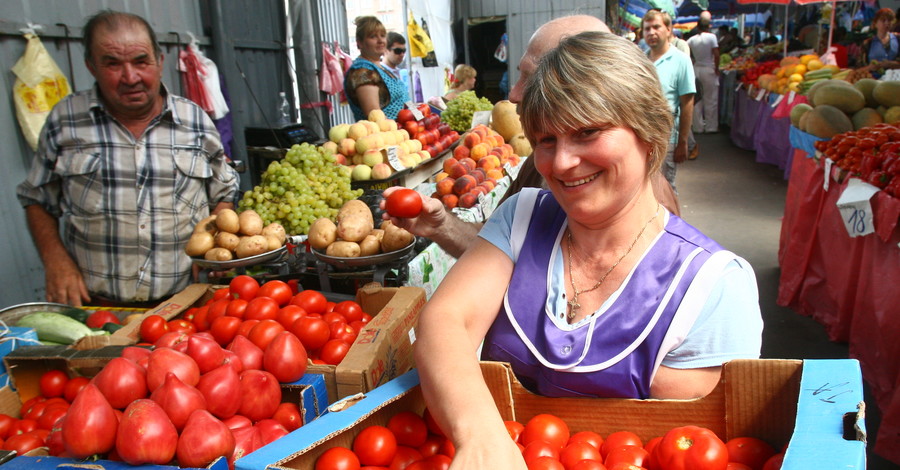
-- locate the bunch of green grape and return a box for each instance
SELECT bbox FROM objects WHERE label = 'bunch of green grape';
[238,143,363,235]
[441,90,494,132]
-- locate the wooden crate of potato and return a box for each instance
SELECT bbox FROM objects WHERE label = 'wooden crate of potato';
[308,199,414,258]
[184,209,287,261]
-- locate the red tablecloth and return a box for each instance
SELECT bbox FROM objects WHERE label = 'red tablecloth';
[778,151,900,464]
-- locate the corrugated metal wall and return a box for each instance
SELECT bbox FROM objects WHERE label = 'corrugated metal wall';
[454,0,606,87]
[0,0,296,306]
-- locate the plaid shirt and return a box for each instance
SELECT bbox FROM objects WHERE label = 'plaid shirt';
[17,85,240,302]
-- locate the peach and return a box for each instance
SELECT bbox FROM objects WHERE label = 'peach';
[453,144,470,160]
[480,181,496,193]
[434,171,450,183]
[448,162,468,179]
[469,142,491,160]
[470,168,487,184]
[452,174,477,196]
[443,157,460,174]
[441,194,459,209]
[502,144,514,158]
[487,168,504,181]
[463,132,481,148]
[459,157,477,172]
[458,192,479,209]
[436,177,455,196]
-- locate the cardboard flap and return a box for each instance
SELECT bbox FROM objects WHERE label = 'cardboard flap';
[723,359,802,443]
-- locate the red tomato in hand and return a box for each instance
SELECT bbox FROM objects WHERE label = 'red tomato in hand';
[39,370,69,398]
[385,188,423,218]
[86,310,120,329]
[654,425,728,470]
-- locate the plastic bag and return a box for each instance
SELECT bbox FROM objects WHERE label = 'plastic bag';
[11,32,71,150]
[319,43,343,95]
[494,33,509,63]
[407,13,434,58]
[177,36,229,119]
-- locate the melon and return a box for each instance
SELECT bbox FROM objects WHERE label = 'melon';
[804,105,853,138]
[491,100,524,141]
[509,133,533,157]
[853,79,880,108]
[885,106,900,124]
[812,84,865,113]
[851,108,883,130]
[873,81,900,108]
[798,109,812,132]
[806,79,853,106]
[790,103,813,128]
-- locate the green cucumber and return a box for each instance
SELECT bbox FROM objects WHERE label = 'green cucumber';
[59,307,90,324]
[16,312,99,345]
[101,323,124,334]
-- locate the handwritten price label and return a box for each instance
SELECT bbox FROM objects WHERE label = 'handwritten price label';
[405,101,424,121]
[755,89,766,101]
[823,158,833,192]
[787,90,797,104]
[385,146,405,171]
[771,93,784,108]
[471,110,492,128]
[836,178,879,237]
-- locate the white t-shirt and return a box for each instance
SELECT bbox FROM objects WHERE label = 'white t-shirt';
[687,32,719,67]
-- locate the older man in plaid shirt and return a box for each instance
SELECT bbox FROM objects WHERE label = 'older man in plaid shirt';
[17,10,240,307]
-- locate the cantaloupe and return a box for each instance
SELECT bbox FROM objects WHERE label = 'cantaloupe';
[804,105,853,138]
[806,79,854,106]
[853,78,880,108]
[885,106,900,124]
[812,84,865,113]
[491,100,524,141]
[790,103,813,128]
[509,133,533,157]
[851,108,883,130]
[798,109,812,132]
[877,105,888,117]
[872,81,900,108]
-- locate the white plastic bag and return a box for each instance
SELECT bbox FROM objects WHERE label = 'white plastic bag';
[11,31,71,150]
[177,34,229,119]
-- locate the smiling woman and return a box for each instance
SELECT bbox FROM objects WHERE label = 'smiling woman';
[412,31,763,469]
[343,16,410,120]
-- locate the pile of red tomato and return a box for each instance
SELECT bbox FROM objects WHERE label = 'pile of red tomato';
[739,60,780,87]
[396,105,460,159]
[139,276,374,366]
[813,123,900,196]
[314,411,787,470]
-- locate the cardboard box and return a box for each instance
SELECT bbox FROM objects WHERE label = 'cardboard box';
[0,326,39,387]
[0,455,228,470]
[0,346,330,469]
[73,283,211,350]
[235,359,867,470]
[305,284,426,403]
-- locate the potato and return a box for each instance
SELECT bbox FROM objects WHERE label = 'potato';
[359,234,382,256]
[337,215,372,243]
[338,199,374,226]
[123,313,144,325]
[216,209,240,233]
[326,240,361,258]
[262,222,287,245]
[238,210,264,236]
[215,231,241,251]
[235,235,268,258]
[185,232,215,257]
[381,220,414,253]
[204,247,234,261]
[193,215,218,235]
[308,218,337,250]
[265,235,282,251]
[370,228,385,242]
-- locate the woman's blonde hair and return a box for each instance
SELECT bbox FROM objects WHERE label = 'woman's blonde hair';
[452,64,477,85]
[519,31,672,175]
[354,16,386,44]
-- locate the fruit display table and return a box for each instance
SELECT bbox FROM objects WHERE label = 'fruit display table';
[729,88,794,179]
[778,139,900,464]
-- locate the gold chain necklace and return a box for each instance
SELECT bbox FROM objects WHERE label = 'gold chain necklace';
[566,204,661,321]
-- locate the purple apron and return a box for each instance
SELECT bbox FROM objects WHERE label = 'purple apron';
[482,190,725,398]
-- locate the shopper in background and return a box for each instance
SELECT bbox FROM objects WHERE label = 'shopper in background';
[861,8,899,66]
[687,17,720,135]
[443,64,477,102]
[16,10,239,307]
[643,8,696,190]
[684,10,712,40]
[381,32,410,93]
[413,31,762,469]
[344,16,409,121]
[380,15,681,259]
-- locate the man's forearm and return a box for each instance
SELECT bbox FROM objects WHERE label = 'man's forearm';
[429,216,483,259]
[25,205,70,265]
[679,97,694,140]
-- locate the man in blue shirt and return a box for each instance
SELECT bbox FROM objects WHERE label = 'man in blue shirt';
[643,9,696,191]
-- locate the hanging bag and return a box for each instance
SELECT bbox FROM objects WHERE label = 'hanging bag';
[11,29,71,150]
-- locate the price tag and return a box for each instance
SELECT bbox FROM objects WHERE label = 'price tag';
[836,178,880,237]
[406,101,424,121]
[755,89,766,101]
[747,84,754,96]
[823,157,833,192]
[735,82,743,92]
[384,146,405,171]
[787,90,797,104]
[470,111,492,129]
[771,93,784,108]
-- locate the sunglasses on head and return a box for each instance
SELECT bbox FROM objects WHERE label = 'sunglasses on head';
[392,47,406,54]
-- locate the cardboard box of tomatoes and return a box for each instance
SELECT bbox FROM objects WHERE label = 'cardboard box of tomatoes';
[235,359,867,470]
